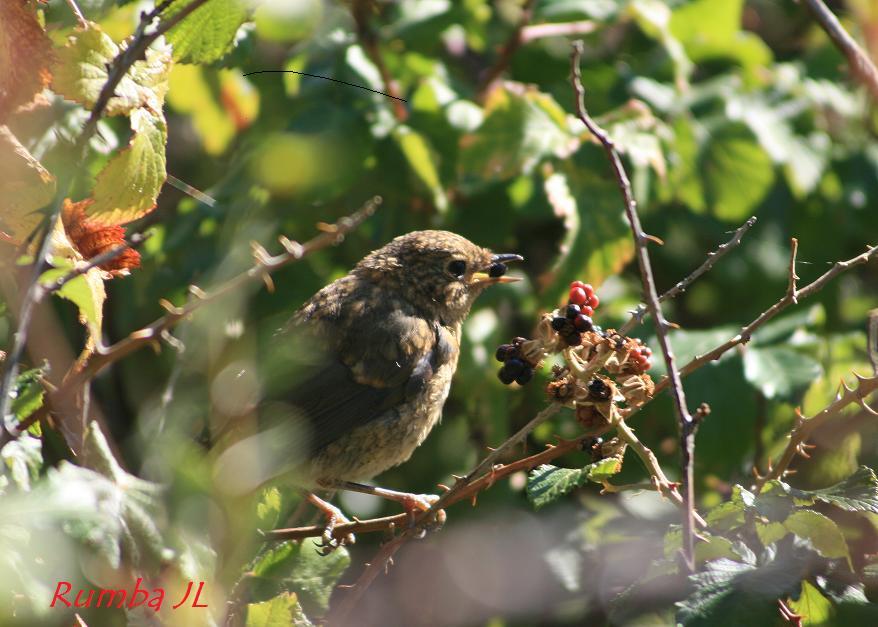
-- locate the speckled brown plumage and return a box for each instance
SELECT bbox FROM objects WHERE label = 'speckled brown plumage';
[282,230,518,487]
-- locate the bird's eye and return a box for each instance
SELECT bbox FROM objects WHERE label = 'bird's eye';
[447,259,467,278]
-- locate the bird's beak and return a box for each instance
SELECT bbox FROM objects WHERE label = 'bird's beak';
[469,253,524,286]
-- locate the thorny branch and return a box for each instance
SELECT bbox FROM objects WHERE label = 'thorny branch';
[570,40,698,571]
[801,0,878,102]
[753,374,878,492]
[652,243,878,397]
[65,198,382,400]
[0,199,380,454]
[618,216,758,336]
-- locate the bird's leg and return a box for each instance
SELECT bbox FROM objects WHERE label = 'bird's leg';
[324,480,446,531]
[304,491,355,552]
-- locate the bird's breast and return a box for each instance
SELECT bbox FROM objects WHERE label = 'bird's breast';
[309,338,459,483]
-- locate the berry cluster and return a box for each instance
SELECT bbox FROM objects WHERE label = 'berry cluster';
[628,342,653,373]
[551,281,600,346]
[496,338,535,385]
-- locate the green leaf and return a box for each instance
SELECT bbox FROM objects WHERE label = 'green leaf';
[1,436,42,493]
[256,487,283,530]
[52,25,171,116]
[782,467,878,514]
[783,510,850,565]
[629,0,692,87]
[392,126,448,212]
[246,592,312,627]
[669,0,771,76]
[698,123,775,222]
[40,248,106,345]
[750,305,823,347]
[788,580,833,626]
[89,107,167,225]
[705,484,754,531]
[743,346,822,401]
[677,553,809,626]
[9,367,46,424]
[458,84,573,192]
[539,166,635,300]
[527,460,621,510]
[0,126,55,242]
[250,538,349,614]
[164,0,247,64]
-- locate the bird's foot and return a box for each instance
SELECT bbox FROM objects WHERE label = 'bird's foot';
[328,481,447,535]
[305,492,356,553]
[386,492,446,535]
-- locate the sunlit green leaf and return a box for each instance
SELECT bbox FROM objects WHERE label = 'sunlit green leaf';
[539,165,635,300]
[164,0,247,63]
[392,126,448,212]
[743,346,822,401]
[459,84,573,192]
[52,25,171,115]
[9,367,46,425]
[246,592,312,627]
[701,123,775,221]
[781,467,878,514]
[89,107,167,225]
[527,459,621,510]
[784,510,850,565]
[788,580,833,626]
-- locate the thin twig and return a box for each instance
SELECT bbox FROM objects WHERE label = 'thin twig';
[801,0,878,102]
[64,0,88,28]
[652,243,878,397]
[521,21,597,43]
[0,199,379,455]
[753,374,878,492]
[618,216,757,336]
[269,433,585,542]
[351,0,408,121]
[787,238,799,304]
[478,0,538,96]
[570,40,697,571]
[63,199,381,394]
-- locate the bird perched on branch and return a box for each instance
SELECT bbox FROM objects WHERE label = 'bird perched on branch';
[282,230,522,545]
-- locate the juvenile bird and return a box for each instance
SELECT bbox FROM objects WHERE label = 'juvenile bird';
[282,230,521,543]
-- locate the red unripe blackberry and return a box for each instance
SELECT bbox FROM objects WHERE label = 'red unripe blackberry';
[588,294,599,309]
[570,280,586,290]
[568,287,588,305]
[581,305,594,317]
[582,283,594,296]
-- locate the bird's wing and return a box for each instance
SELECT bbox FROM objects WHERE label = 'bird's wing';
[285,299,457,455]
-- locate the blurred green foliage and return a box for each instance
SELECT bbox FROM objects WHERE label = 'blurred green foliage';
[2,0,878,625]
